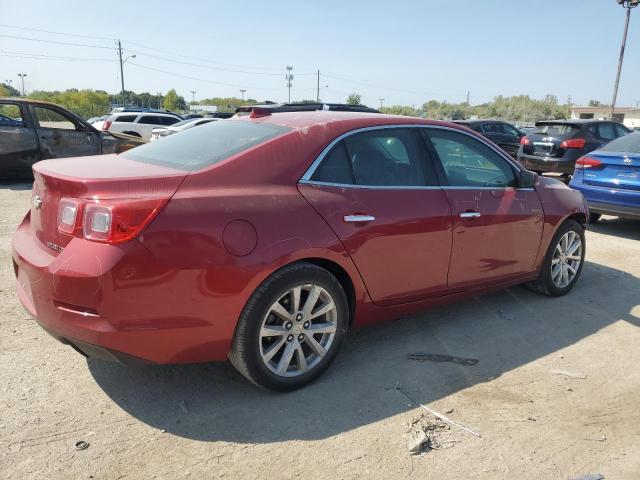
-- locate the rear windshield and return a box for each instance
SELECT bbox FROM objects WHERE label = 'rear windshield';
[533,123,579,136]
[599,131,640,153]
[122,120,291,171]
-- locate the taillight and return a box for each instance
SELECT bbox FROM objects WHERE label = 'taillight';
[575,157,603,169]
[560,138,586,149]
[57,198,81,235]
[520,136,530,145]
[102,120,112,131]
[83,198,167,244]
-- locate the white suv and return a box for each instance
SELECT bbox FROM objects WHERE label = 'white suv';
[103,111,182,140]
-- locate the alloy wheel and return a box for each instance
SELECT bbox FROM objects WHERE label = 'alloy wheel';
[551,230,583,288]
[259,284,338,377]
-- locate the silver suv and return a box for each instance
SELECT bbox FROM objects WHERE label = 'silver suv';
[103,111,182,141]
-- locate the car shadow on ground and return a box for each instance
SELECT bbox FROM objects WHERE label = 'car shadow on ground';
[0,181,32,191]
[88,260,639,443]
[588,217,640,241]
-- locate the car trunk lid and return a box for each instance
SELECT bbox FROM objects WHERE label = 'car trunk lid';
[31,154,188,253]
[581,151,640,191]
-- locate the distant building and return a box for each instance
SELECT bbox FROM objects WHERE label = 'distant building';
[570,106,640,129]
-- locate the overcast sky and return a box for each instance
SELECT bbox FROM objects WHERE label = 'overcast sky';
[1,0,639,108]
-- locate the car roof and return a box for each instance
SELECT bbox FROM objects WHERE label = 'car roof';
[236,103,380,114]
[234,110,460,132]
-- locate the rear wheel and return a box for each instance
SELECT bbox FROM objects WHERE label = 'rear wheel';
[229,263,348,391]
[527,219,585,297]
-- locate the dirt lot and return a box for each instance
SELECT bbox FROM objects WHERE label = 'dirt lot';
[1,182,639,480]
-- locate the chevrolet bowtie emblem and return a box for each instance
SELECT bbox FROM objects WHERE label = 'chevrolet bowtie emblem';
[623,157,632,164]
[32,195,43,209]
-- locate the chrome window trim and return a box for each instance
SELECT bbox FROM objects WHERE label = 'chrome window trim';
[299,123,525,189]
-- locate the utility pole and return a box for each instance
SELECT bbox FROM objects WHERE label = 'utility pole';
[117,40,126,107]
[157,92,162,109]
[17,74,27,96]
[567,94,572,105]
[286,66,293,103]
[239,89,246,101]
[466,91,470,104]
[379,98,384,109]
[610,0,639,120]
[191,90,197,103]
[316,70,320,102]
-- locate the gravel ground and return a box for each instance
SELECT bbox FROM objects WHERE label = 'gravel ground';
[1,182,639,480]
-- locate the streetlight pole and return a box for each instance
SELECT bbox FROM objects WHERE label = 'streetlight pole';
[379,98,385,109]
[610,0,639,120]
[116,40,136,107]
[239,89,246,101]
[17,74,27,96]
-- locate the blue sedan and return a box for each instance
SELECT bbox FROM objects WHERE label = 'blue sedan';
[570,131,640,222]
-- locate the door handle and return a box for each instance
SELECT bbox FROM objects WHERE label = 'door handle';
[344,215,375,223]
[459,211,481,219]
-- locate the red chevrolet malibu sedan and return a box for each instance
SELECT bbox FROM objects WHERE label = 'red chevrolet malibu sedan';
[12,111,588,390]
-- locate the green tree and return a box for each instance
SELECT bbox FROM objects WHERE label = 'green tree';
[1,82,20,97]
[346,93,362,105]
[162,89,187,112]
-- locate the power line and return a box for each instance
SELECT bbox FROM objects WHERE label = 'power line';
[129,62,305,92]
[0,34,113,49]
[0,50,115,62]
[0,23,115,41]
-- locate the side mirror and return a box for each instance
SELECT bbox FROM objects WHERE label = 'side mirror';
[519,170,537,188]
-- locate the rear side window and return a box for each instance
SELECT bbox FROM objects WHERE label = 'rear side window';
[311,128,432,187]
[599,131,640,153]
[481,123,500,134]
[160,116,180,126]
[597,123,617,141]
[114,115,137,123]
[122,120,291,171]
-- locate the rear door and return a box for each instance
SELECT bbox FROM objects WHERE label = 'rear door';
[0,101,40,177]
[136,115,166,140]
[422,127,544,289]
[31,104,101,159]
[299,126,453,306]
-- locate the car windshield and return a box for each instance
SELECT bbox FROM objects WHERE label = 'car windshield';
[122,119,291,171]
[534,123,579,136]
[599,131,640,153]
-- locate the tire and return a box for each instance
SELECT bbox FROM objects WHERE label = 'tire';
[229,262,348,391]
[527,219,585,297]
[588,213,601,224]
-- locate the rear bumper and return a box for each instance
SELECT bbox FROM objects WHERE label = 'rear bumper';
[570,181,640,219]
[12,216,235,364]
[517,153,575,174]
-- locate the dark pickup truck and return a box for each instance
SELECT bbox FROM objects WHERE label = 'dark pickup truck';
[0,98,144,179]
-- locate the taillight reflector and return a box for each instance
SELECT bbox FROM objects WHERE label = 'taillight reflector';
[83,198,167,244]
[560,138,586,149]
[57,198,80,235]
[102,120,112,131]
[575,157,603,169]
[520,136,530,145]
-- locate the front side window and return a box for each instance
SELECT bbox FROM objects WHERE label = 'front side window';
[122,119,291,171]
[114,115,137,123]
[426,129,516,188]
[33,106,77,130]
[501,123,520,136]
[481,123,500,134]
[160,116,180,126]
[311,128,431,187]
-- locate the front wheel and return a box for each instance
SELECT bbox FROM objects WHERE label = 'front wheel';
[229,263,348,391]
[527,219,585,297]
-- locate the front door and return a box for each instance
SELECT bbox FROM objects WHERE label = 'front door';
[0,101,40,177]
[30,105,101,159]
[422,127,544,290]
[299,127,453,306]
